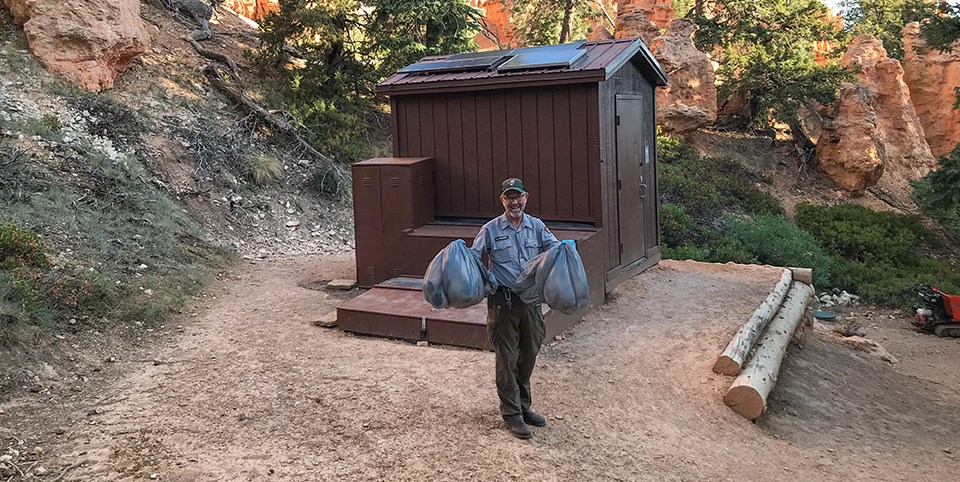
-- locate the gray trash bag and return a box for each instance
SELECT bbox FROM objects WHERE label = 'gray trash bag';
[422,239,493,309]
[516,240,590,314]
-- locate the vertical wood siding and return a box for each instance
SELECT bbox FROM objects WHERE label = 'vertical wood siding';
[394,85,601,223]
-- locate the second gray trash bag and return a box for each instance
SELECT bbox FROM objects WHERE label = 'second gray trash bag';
[422,239,493,309]
[517,240,590,314]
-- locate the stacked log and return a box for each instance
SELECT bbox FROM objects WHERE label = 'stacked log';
[723,282,815,420]
[714,267,815,420]
[713,269,793,375]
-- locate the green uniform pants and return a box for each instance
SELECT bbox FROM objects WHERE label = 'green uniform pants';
[487,287,546,418]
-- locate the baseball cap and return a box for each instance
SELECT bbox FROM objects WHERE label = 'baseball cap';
[501,178,526,195]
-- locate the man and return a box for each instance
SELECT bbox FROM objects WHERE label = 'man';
[471,178,560,439]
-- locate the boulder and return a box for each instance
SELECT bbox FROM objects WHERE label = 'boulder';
[227,0,279,22]
[588,25,614,41]
[648,19,717,136]
[817,34,936,203]
[587,19,614,42]
[614,4,661,45]
[2,0,150,92]
[816,83,885,193]
[902,22,960,159]
[616,0,674,30]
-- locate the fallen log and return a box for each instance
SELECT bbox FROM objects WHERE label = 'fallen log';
[723,282,815,420]
[713,268,793,376]
[187,35,238,74]
[201,65,335,168]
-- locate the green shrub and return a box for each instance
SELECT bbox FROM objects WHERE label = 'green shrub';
[659,203,696,247]
[795,203,960,306]
[0,224,50,271]
[795,203,928,265]
[246,155,284,185]
[0,225,57,338]
[913,144,960,229]
[699,233,757,264]
[728,214,835,286]
[657,135,781,219]
[661,229,756,264]
[830,258,960,308]
[0,272,47,329]
[1,150,233,337]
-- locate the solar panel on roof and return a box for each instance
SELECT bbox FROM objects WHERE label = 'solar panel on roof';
[497,41,587,71]
[396,41,588,75]
[446,50,513,60]
[399,55,507,74]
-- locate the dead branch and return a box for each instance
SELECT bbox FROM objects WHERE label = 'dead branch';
[866,186,917,213]
[51,461,88,482]
[201,64,336,170]
[186,35,238,74]
[596,0,616,30]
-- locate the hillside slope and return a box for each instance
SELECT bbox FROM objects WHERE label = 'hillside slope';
[0,3,356,389]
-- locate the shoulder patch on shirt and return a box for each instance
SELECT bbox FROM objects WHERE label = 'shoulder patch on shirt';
[494,235,509,241]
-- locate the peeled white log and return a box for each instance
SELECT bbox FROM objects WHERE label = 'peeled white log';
[789,267,813,285]
[713,269,793,376]
[723,282,815,420]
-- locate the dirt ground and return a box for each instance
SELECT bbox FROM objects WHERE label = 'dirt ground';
[2,257,960,481]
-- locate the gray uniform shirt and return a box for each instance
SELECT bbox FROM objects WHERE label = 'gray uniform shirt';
[471,213,560,292]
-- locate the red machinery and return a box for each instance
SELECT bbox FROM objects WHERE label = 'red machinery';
[913,285,960,337]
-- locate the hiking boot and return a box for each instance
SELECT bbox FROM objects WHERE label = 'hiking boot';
[503,415,532,439]
[522,409,547,427]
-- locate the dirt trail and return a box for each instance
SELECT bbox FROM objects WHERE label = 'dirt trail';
[2,257,960,480]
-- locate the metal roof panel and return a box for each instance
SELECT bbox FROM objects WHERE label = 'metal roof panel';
[377,38,667,94]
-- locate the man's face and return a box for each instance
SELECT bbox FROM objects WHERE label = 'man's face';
[500,191,527,220]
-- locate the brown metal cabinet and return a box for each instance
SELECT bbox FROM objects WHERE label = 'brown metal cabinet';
[352,157,434,286]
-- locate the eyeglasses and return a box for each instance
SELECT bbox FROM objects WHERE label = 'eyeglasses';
[501,194,525,201]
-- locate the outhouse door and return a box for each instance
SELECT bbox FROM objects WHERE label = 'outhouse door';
[615,94,649,266]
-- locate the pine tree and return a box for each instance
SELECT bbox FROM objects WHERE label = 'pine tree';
[692,0,852,141]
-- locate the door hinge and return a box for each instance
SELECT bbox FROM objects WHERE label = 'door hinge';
[617,179,622,190]
[619,242,624,254]
[615,115,621,126]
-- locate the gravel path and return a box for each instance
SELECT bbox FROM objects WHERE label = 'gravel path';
[2,257,959,480]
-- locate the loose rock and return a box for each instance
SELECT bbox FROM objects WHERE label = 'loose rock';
[313,310,338,328]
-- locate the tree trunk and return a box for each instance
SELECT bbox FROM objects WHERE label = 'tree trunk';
[713,269,792,375]
[789,267,813,286]
[724,282,815,420]
[559,0,574,43]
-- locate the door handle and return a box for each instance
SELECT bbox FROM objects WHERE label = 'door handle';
[639,184,647,198]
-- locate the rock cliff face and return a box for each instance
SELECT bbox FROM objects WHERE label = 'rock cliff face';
[902,22,960,159]
[614,3,662,45]
[228,0,279,21]
[817,35,936,204]
[617,0,673,29]
[2,0,150,92]
[648,19,717,135]
[816,83,885,192]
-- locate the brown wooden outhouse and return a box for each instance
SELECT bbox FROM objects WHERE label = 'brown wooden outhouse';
[338,39,667,349]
